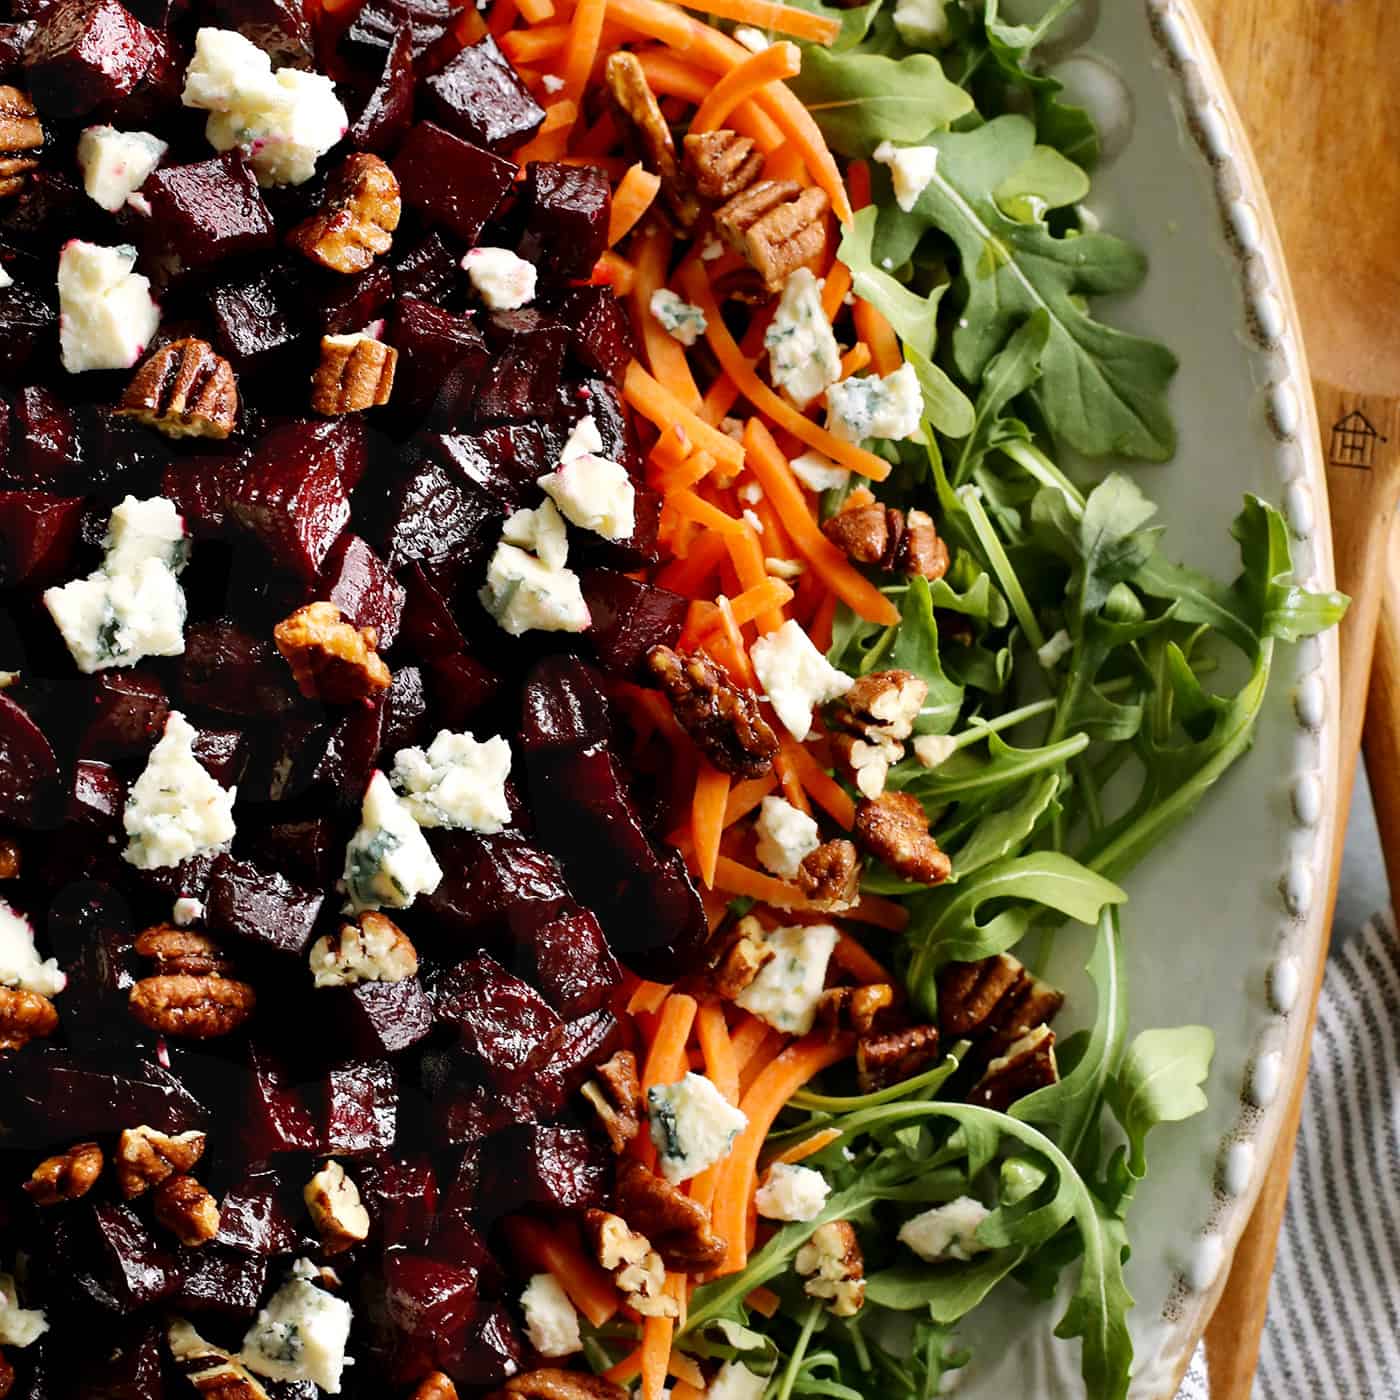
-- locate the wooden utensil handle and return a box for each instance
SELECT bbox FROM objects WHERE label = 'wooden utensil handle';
[1204,386,1400,1397]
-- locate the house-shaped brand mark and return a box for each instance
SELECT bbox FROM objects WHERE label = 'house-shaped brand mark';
[1328,409,1387,469]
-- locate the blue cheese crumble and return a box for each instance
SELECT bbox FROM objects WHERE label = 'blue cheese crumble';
[647,1072,748,1184]
[343,771,444,912]
[755,1162,830,1221]
[520,1273,582,1358]
[538,452,636,542]
[765,268,841,408]
[462,246,537,310]
[873,140,939,213]
[825,362,923,444]
[788,450,850,494]
[0,1272,48,1349]
[501,498,569,572]
[77,126,168,212]
[749,619,853,741]
[390,729,512,833]
[0,898,65,997]
[240,1259,353,1393]
[753,795,820,880]
[57,240,161,373]
[897,1196,992,1262]
[648,288,708,347]
[734,922,838,1034]
[480,542,591,636]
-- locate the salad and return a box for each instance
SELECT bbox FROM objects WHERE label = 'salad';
[0,0,1344,1397]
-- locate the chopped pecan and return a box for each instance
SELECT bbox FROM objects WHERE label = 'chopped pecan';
[412,1376,459,1400]
[582,1209,676,1318]
[936,954,1064,1043]
[970,1024,1058,1111]
[831,730,900,800]
[23,1140,104,1206]
[795,1220,865,1316]
[135,925,234,977]
[116,338,238,440]
[0,1350,13,1400]
[796,838,862,911]
[817,982,897,1037]
[580,1049,643,1154]
[501,1372,627,1400]
[129,974,256,1039]
[274,600,392,705]
[116,1125,207,1198]
[715,180,829,292]
[833,670,928,745]
[288,152,401,274]
[896,509,950,581]
[0,986,58,1051]
[604,51,698,227]
[0,86,42,199]
[0,837,19,879]
[304,1159,371,1254]
[857,1024,941,1092]
[711,916,776,999]
[821,498,894,566]
[683,129,763,202]
[312,333,397,414]
[615,1158,726,1272]
[309,912,418,988]
[154,1173,221,1246]
[645,644,778,778]
[168,1318,273,1400]
[854,792,951,885]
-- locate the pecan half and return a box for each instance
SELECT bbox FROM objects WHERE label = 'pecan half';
[615,1158,726,1271]
[412,1376,459,1400]
[116,1125,207,1198]
[24,1140,103,1206]
[857,1024,941,1092]
[604,51,697,227]
[501,1372,627,1400]
[936,954,1064,1044]
[168,1318,273,1400]
[796,838,862,911]
[312,333,397,414]
[274,600,392,705]
[0,86,42,199]
[580,1049,643,1154]
[897,509,950,581]
[715,180,829,292]
[116,338,238,440]
[135,925,234,977]
[832,670,927,745]
[288,152,401,274]
[817,983,897,1037]
[683,129,763,202]
[304,1159,371,1254]
[821,496,894,566]
[309,911,418,988]
[711,916,775,999]
[0,986,57,1051]
[854,792,952,885]
[129,974,256,1039]
[582,1210,675,1318]
[970,1024,1058,1111]
[645,644,778,778]
[831,730,901,800]
[154,1173,221,1246]
[795,1220,865,1317]
[0,837,20,880]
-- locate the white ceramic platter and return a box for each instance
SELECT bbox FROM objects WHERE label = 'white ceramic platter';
[938,1,1340,1395]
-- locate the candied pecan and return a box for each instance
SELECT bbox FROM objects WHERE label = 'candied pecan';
[168,1318,273,1400]
[857,1024,941,1092]
[274,600,392,705]
[854,792,952,885]
[413,1377,459,1400]
[822,499,893,566]
[895,508,950,581]
[715,180,829,292]
[970,1024,1058,1111]
[615,1158,726,1271]
[580,1049,643,1154]
[312,333,397,414]
[796,838,862,911]
[683,129,763,202]
[304,1159,371,1254]
[817,982,897,1037]
[711,916,775,999]
[0,86,42,199]
[116,338,238,440]
[645,644,778,778]
[795,1220,865,1316]
[583,1209,675,1318]
[501,1372,627,1400]
[309,912,418,988]
[936,954,1064,1043]
[288,152,401,274]
[129,974,256,1039]
[153,1173,220,1246]
[604,51,697,227]
[135,925,234,977]
[0,837,19,880]
[116,1125,207,1198]
[833,670,928,745]
[0,986,58,1051]
[24,1140,104,1206]
[831,730,901,800]
[0,1350,12,1400]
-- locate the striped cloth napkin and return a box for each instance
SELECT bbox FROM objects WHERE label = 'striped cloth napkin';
[1175,911,1400,1399]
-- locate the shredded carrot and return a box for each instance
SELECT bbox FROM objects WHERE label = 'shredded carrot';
[821,259,853,319]
[723,773,778,825]
[501,22,567,62]
[724,576,794,626]
[594,249,636,293]
[846,894,912,933]
[628,980,674,1015]
[779,734,856,828]
[624,361,745,469]
[562,0,606,102]
[488,0,519,35]
[722,528,786,633]
[771,742,811,813]
[696,1000,741,1104]
[501,1217,621,1327]
[831,931,896,985]
[747,1285,782,1317]
[840,341,873,378]
[633,48,785,150]
[692,762,730,888]
[712,854,803,908]
[604,1347,643,1383]
[631,224,703,409]
[738,1028,786,1096]
[537,98,579,133]
[764,140,809,185]
[669,488,746,535]
[809,590,838,652]
[854,298,903,376]
[672,1382,705,1400]
[641,993,700,1091]
[691,41,802,134]
[517,0,556,25]
[609,162,662,245]
[668,0,838,43]
[774,1126,843,1164]
[670,1353,706,1390]
[641,1278,685,1400]
[730,1014,772,1068]
[655,528,727,595]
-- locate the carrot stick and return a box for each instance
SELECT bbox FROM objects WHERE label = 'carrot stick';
[669,1352,706,1390]
[840,342,872,379]
[692,763,730,888]
[632,48,785,151]
[501,22,565,62]
[746,1285,782,1317]
[774,1126,843,1164]
[501,1216,621,1327]
[722,529,787,634]
[667,0,838,43]
[609,163,662,245]
[604,1347,643,1383]
[628,980,674,1015]
[537,98,578,133]
[561,0,606,102]
[854,298,903,376]
[723,773,777,826]
[642,1309,675,1399]
[831,931,895,985]
[821,259,852,319]
[725,577,794,626]
[594,249,636,293]
[679,264,889,482]
[712,855,804,908]
[670,488,746,536]
[691,41,802,134]
[730,1013,772,1068]
[696,1000,741,1104]
[780,736,856,828]
[624,362,746,470]
[655,527,727,594]
[672,1382,705,1400]
[738,1029,786,1096]
[741,418,900,624]
[641,993,699,1090]
[517,0,555,23]
[630,224,703,409]
[488,0,519,35]
[809,591,838,652]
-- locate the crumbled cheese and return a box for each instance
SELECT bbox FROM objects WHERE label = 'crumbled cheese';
[0,265,11,288]
[541,72,566,93]
[700,236,725,261]
[1037,627,1072,669]
[892,0,951,47]
[182,27,348,187]
[707,1361,768,1400]
[649,287,708,346]
[308,917,417,989]
[734,922,838,1034]
[0,1273,48,1349]
[390,729,512,832]
[104,495,190,575]
[788,450,850,494]
[753,795,820,879]
[732,24,772,52]
[755,1162,830,1222]
[501,499,569,571]
[873,139,939,213]
[561,413,605,464]
[738,480,764,505]
[462,245,537,310]
[123,712,237,870]
[826,362,923,444]
[343,771,443,912]
[57,240,161,373]
[897,1197,992,1263]
[765,556,804,580]
[742,508,763,533]
[172,897,205,927]
[648,1072,748,1184]
[749,619,853,741]
[538,453,636,541]
[480,542,591,636]
[520,1273,582,1358]
[0,899,65,997]
[240,1259,353,1393]
[76,126,168,212]
[765,268,841,408]
[913,733,957,769]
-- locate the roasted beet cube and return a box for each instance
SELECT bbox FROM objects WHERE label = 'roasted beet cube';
[0,286,56,378]
[173,1245,269,1324]
[529,903,621,1019]
[69,1318,165,1397]
[243,1042,319,1155]
[423,652,501,730]
[0,22,35,79]
[388,298,490,423]
[423,34,544,153]
[70,1202,182,1313]
[191,725,248,789]
[379,456,497,579]
[79,671,169,760]
[578,377,641,475]
[207,854,325,958]
[344,0,453,62]
[431,952,563,1088]
[144,154,277,286]
[46,884,138,1053]
[473,316,571,424]
[160,454,248,538]
[327,976,432,1058]
[217,1170,309,1256]
[261,416,369,493]
[382,664,427,752]
[0,490,82,585]
[421,830,570,937]
[573,482,661,571]
[519,654,611,753]
[209,267,304,376]
[519,162,610,282]
[437,1303,525,1388]
[393,121,515,246]
[244,816,339,886]
[481,1124,608,1212]
[527,1009,624,1118]
[582,569,687,677]
[179,620,303,719]
[307,263,394,337]
[0,691,60,828]
[22,0,159,119]
[557,285,636,385]
[385,1249,481,1343]
[393,231,459,304]
[420,424,545,512]
[348,21,414,155]
[320,533,405,650]
[12,384,81,486]
[209,0,312,69]
[427,1072,539,1148]
[356,1153,437,1249]
[323,1058,398,1154]
[67,757,125,831]
[297,702,384,808]
[396,562,467,661]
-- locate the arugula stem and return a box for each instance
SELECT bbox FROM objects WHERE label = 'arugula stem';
[790,1048,966,1112]
[957,484,1046,650]
[999,438,1086,513]
[771,1301,823,1400]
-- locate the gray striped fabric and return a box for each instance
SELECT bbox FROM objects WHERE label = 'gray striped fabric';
[1175,911,1400,1399]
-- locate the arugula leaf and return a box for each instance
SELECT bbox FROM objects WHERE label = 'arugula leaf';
[953,310,1049,486]
[1107,1025,1214,1183]
[1073,474,1161,616]
[892,730,1087,805]
[865,1249,1026,1321]
[983,0,1081,58]
[947,770,1060,878]
[1052,1200,1133,1400]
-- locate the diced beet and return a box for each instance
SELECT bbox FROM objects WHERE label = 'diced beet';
[557,285,636,385]
[1,170,91,255]
[245,816,339,887]
[237,713,327,803]
[126,849,219,907]
[323,1058,398,1154]
[209,0,312,69]
[529,903,621,1019]
[392,231,459,304]
[259,416,369,494]
[207,854,325,958]
[173,1245,269,1324]
[191,725,248,789]
[427,1073,539,1149]
[179,620,304,719]
[306,263,394,337]
[0,491,83,585]
[0,691,60,828]
[579,376,641,477]
[12,384,81,486]
[45,883,137,1053]
[0,22,35,79]
[160,454,248,538]
[216,1171,309,1256]
[66,1202,182,1313]
[382,664,427,752]
[298,696,384,806]
[330,976,433,1058]
[319,533,406,650]
[438,1303,525,1389]
[519,654,611,754]
[388,298,490,423]
[67,757,125,831]
[395,562,467,661]
[527,1009,625,1119]
[243,1041,319,1156]
[422,34,543,153]
[582,568,687,677]
[347,21,414,155]
[473,315,570,424]
[209,267,304,377]
[0,286,56,377]
[69,1318,164,1398]
[344,0,453,63]
[431,952,563,1088]
[80,670,169,760]
[423,653,501,731]
[22,0,159,119]
[393,121,515,246]
[385,1249,481,1343]
[420,424,546,516]
[519,162,610,282]
[112,21,180,125]
[379,455,496,579]
[144,154,277,287]
[431,1147,485,1240]
[480,1124,608,1213]
[420,830,570,937]
[356,1153,437,1249]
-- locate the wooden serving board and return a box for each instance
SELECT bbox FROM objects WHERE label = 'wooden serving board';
[1187,1,1400,1394]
